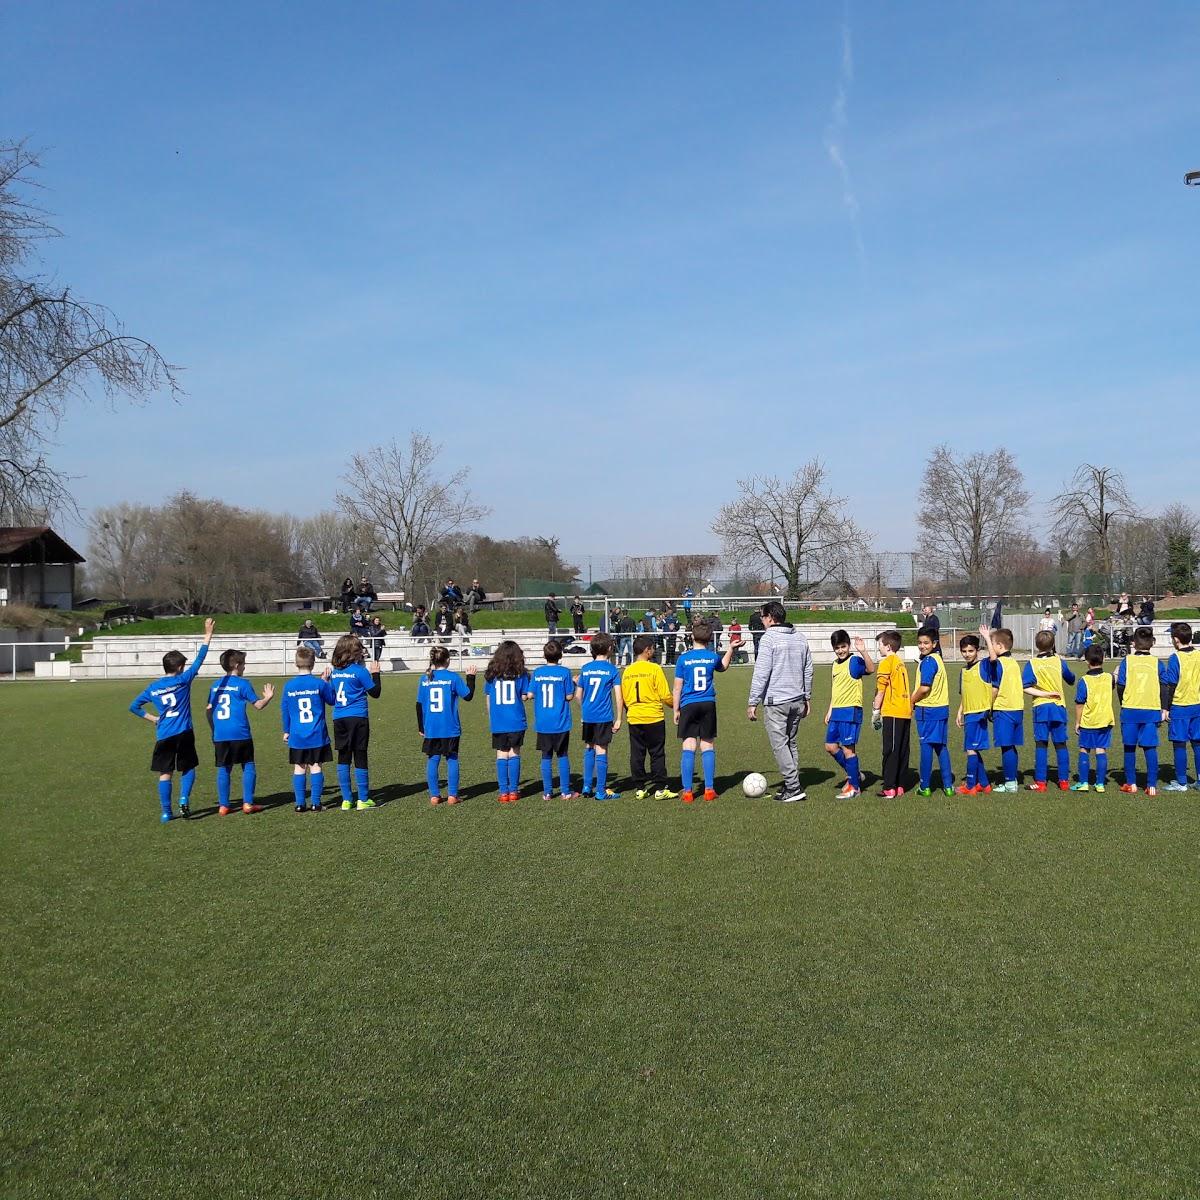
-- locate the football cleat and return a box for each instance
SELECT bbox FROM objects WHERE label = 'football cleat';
[1069,782,1090,792]
[597,790,621,800]
[160,812,172,823]
[312,804,323,812]
[955,784,977,796]
[1163,780,1189,792]
[340,799,353,811]
[295,804,306,813]
[681,790,695,804]
[242,803,263,814]
[430,796,442,806]
[1026,781,1047,792]
[1144,787,1157,798]
[703,788,718,802]
[879,788,897,799]
[654,788,679,800]
[1057,780,1071,791]
[445,796,459,805]
[896,787,906,796]
[179,801,190,819]
[356,799,376,810]
[943,787,955,797]
[916,787,933,797]
[835,784,860,800]
[634,789,650,800]
[1094,784,1106,793]
[218,805,233,816]
[1119,784,1138,794]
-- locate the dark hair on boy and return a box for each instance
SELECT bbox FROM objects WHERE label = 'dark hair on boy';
[991,628,1014,651]
[959,633,980,652]
[295,646,316,670]
[1171,621,1193,645]
[590,632,614,659]
[916,625,938,643]
[486,639,526,682]
[830,629,850,650]
[691,620,713,645]
[632,634,655,657]
[1132,627,1155,651]
[761,600,788,625]
[220,648,246,673]
[877,630,901,652]
[1085,644,1105,668]
[331,634,364,670]
[1034,631,1056,654]
[162,649,186,675]
[543,640,563,663]
[426,645,451,678]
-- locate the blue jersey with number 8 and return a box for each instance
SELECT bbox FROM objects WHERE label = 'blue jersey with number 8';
[281,674,336,750]
[675,647,722,707]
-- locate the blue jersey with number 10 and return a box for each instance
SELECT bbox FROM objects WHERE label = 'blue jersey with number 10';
[281,674,337,750]
[578,660,620,723]
[485,673,530,734]
[675,647,723,707]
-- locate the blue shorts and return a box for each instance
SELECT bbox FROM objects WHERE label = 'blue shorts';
[1121,718,1160,748]
[1032,717,1069,745]
[1168,705,1200,743]
[915,710,948,746]
[1079,727,1112,751]
[991,710,1024,748]
[825,718,861,747]
[962,713,990,751]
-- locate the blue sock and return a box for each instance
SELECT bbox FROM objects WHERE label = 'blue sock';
[541,756,554,795]
[217,766,231,808]
[919,742,933,789]
[977,757,990,788]
[938,746,953,788]
[337,763,353,802]
[157,778,172,815]
[1193,741,1200,778]
[596,753,609,794]
[448,756,460,797]
[1124,748,1136,785]
[558,756,571,795]
[680,749,695,793]
[1145,748,1158,789]
[1055,744,1069,783]
[1034,742,1048,782]
[845,752,861,790]
[702,749,716,790]
[180,769,195,803]
[310,769,323,806]
[1097,753,1108,786]
[1002,747,1018,783]
[292,774,306,807]
[583,747,595,793]
[965,755,977,788]
[832,748,848,772]
[510,755,521,794]
[496,758,508,791]
[355,767,369,801]
[426,756,441,797]
[1175,743,1189,784]
[1078,751,1090,784]
[242,762,257,806]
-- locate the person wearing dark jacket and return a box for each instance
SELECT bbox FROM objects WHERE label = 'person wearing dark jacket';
[545,593,562,635]
[410,606,431,643]
[749,611,766,657]
[466,580,487,612]
[570,595,586,636]
[441,579,465,609]
[355,578,377,613]
[340,577,356,614]
[297,619,326,660]
[367,615,387,662]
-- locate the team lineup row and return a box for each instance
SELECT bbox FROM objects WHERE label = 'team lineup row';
[128,613,1200,822]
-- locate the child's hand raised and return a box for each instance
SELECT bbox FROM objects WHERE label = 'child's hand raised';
[262,683,275,701]
[466,663,478,676]
[204,617,216,638]
[852,636,866,653]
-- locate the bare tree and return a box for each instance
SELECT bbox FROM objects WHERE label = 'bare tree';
[296,510,378,595]
[711,461,869,598]
[1048,464,1134,585]
[0,143,179,521]
[917,445,1030,589]
[87,502,153,598]
[337,434,490,601]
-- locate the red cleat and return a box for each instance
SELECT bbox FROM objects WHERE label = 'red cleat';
[446,795,459,805]
[1057,780,1071,791]
[956,784,977,796]
[703,788,718,802]
[218,805,232,816]
[430,795,442,806]
[979,784,993,794]
[1026,781,1047,792]
[241,803,263,814]
[896,787,906,796]
[681,790,695,804]
[1119,784,1138,794]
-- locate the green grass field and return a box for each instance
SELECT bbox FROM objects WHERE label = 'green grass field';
[3,666,1198,1199]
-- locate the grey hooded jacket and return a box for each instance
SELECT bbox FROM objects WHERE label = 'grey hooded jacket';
[747,623,814,707]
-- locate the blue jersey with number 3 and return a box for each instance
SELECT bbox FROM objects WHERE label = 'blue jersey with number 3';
[530,664,575,734]
[207,675,258,741]
[485,673,530,734]
[578,660,620,723]
[675,648,722,707]
[281,674,336,750]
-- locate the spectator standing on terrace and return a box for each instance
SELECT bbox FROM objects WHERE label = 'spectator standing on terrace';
[682,586,694,616]
[901,596,914,614]
[545,592,563,636]
[340,577,356,614]
[297,619,325,660]
[570,595,586,636]
[662,606,680,663]
[1066,603,1084,658]
[749,610,766,657]
[920,604,941,649]
[617,609,637,666]
[367,615,387,662]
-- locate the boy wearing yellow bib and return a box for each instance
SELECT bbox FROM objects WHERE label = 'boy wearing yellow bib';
[985,627,1024,792]
[955,632,998,794]
[1022,630,1076,791]
[1163,622,1200,791]
[1072,644,1114,792]
[823,630,875,800]
[1115,626,1166,795]
[912,626,954,796]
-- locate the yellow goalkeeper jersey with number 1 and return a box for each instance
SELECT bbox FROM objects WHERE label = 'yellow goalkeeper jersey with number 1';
[621,661,673,724]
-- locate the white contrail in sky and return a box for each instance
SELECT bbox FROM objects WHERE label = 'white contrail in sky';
[824,19,865,268]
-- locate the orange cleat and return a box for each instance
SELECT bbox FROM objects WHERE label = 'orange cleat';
[1119,784,1138,794]
[703,788,718,802]
[681,790,695,804]
[218,805,232,816]
[446,795,459,805]
[430,795,442,806]
[1026,781,1047,792]
[956,784,977,796]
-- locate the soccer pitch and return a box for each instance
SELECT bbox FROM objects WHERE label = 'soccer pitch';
[3,667,1198,1199]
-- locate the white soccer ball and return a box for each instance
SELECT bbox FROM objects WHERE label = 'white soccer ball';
[742,772,768,798]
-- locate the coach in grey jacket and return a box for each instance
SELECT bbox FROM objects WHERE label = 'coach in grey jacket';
[747,601,813,802]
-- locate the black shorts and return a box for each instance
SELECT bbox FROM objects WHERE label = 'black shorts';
[150,729,198,774]
[333,716,370,765]
[289,744,333,766]
[581,721,614,747]
[537,731,571,756]
[424,737,461,757]
[491,731,525,751]
[214,739,255,767]
[678,702,717,741]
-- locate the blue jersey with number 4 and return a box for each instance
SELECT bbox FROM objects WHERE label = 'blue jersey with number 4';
[281,674,336,750]
[485,673,530,734]
[330,664,376,718]
[675,648,723,707]
[578,660,620,722]
[530,664,575,733]
[419,670,472,738]
[208,675,258,742]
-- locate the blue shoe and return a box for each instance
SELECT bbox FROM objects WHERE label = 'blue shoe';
[596,790,621,800]
[160,811,173,823]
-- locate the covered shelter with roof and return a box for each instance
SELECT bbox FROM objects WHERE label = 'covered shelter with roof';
[0,527,84,609]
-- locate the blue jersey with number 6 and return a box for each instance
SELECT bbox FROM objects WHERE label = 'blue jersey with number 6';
[675,648,722,707]
[578,660,620,723]
[281,674,336,750]
[419,670,472,738]
[485,673,530,734]
[530,664,575,734]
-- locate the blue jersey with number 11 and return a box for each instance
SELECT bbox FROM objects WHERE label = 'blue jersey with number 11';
[531,664,575,734]
[676,647,723,707]
[485,673,530,734]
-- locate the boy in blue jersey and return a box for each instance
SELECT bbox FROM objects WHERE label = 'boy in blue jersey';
[484,640,532,804]
[577,632,624,800]
[822,630,875,800]
[129,617,216,822]
[530,641,577,799]
[281,645,338,811]
[672,620,740,802]
[1162,622,1200,791]
[417,645,477,804]
[1022,630,1075,791]
[207,649,275,815]
[1115,626,1167,796]
[911,626,954,796]
[329,633,382,810]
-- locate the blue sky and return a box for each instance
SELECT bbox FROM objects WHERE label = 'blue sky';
[5,1,1199,560]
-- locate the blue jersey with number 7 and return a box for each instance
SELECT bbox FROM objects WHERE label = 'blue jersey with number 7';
[578,660,620,723]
